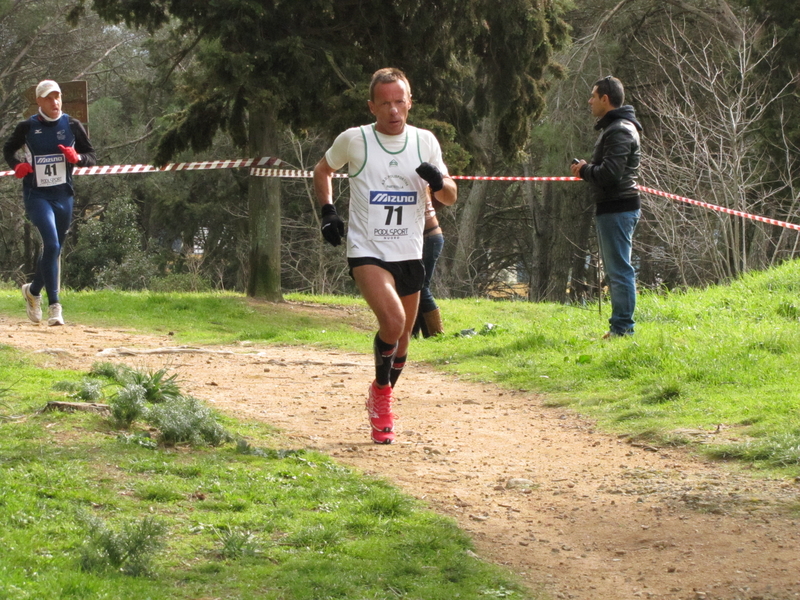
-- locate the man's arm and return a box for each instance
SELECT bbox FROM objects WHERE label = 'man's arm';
[313,156,345,246]
[70,118,96,167]
[313,156,337,208]
[433,176,457,206]
[415,158,457,206]
[417,131,457,206]
[3,121,28,169]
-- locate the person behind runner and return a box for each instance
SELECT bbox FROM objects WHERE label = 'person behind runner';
[570,75,642,338]
[3,79,96,326]
[412,193,445,337]
[313,67,457,444]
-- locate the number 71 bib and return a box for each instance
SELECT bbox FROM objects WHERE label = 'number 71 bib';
[368,190,417,241]
[34,153,67,187]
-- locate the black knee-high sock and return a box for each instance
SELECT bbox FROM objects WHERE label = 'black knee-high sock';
[390,354,407,387]
[373,333,397,386]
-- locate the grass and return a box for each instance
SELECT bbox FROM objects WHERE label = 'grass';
[3,260,800,597]
[3,261,800,475]
[0,352,528,599]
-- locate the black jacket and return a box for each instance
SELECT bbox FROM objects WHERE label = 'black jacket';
[579,105,642,215]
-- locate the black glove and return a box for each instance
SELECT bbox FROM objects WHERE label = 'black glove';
[320,204,345,246]
[415,162,444,192]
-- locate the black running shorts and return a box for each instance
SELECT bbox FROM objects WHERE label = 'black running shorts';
[347,257,425,297]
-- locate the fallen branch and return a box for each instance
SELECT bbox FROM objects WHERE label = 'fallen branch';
[98,346,235,356]
[41,401,110,414]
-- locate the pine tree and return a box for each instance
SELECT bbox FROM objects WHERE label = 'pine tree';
[70,0,569,298]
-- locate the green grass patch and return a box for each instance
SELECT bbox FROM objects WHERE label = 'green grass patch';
[0,348,528,599]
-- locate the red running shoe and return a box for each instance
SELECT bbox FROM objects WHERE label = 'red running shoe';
[366,380,395,444]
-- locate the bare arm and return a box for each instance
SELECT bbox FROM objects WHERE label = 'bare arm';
[433,176,457,206]
[313,156,337,208]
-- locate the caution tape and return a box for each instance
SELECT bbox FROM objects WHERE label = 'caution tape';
[637,186,800,233]
[248,170,581,182]
[451,175,580,182]
[3,156,799,232]
[248,167,347,179]
[0,156,289,178]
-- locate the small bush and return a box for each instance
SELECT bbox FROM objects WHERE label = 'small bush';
[120,367,182,404]
[52,378,105,402]
[109,384,147,428]
[214,526,260,559]
[90,361,127,381]
[79,513,167,577]
[95,251,160,291]
[147,395,231,446]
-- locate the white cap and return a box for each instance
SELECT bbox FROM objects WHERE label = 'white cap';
[36,80,61,98]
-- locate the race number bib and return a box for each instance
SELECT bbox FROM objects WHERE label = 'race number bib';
[34,153,67,187]
[368,190,417,241]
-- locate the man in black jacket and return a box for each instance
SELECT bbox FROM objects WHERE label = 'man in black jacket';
[571,75,642,338]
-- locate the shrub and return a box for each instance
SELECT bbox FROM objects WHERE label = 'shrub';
[213,526,261,559]
[146,395,231,446]
[79,513,167,577]
[109,384,147,428]
[52,378,105,402]
[119,366,182,404]
[96,250,160,291]
[90,361,127,381]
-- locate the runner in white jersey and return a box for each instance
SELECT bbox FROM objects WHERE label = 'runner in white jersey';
[313,67,457,444]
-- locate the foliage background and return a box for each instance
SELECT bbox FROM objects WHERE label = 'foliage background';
[1,0,798,301]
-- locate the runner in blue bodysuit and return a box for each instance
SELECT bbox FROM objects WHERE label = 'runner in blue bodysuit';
[3,80,96,326]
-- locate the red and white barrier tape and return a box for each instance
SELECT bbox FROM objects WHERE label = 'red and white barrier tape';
[0,155,288,177]
[247,170,581,182]
[452,175,580,182]
[3,157,799,232]
[248,167,347,179]
[637,186,800,233]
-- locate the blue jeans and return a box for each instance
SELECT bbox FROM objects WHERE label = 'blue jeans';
[595,209,639,335]
[24,188,74,305]
[420,233,444,314]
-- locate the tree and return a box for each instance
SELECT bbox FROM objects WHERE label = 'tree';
[634,12,799,284]
[523,0,800,299]
[71,0,569,300]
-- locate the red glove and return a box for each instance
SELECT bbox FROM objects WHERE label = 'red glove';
[13,163,33,178]
[58,144,80,164]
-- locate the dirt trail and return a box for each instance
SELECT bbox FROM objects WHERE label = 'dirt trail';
[2,308,799,600]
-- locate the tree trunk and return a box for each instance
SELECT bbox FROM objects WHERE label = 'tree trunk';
[526,173,594,303]
[247,104,283,301]
[452,179,488,297]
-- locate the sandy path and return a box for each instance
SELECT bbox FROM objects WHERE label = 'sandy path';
[3,312,799,600]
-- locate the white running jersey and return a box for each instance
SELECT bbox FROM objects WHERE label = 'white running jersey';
[326,124,446,261]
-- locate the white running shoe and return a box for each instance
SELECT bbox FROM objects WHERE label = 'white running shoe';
[21,283,42,323]
[48,303,64,326]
